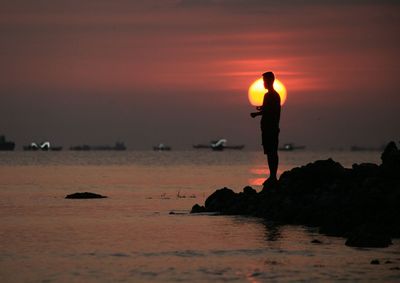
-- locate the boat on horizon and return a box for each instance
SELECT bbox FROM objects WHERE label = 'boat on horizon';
[23,141,62,151]
[70,142,126,151]
[193,139,244,151]
[279,143,306,151]
[350,145,385,151]
[153,143,171,151]
[0,135,15,151]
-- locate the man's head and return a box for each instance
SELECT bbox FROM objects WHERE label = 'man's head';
[262,71,275,90]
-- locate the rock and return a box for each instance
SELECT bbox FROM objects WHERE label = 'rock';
[191,144,400,248]
[371,259,380,265]
[319,223,349,237]
[204,187,237,213]
[243,186,257,195]
[351,163,379,179]
[380,141,400,178]
[65,192,107,199]
[279,158,345,195]
[381,141,399,164]
[345,226,392,248]
[190,204,206,213]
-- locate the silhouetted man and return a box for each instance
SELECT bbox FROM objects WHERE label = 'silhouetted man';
[251,72,281,189]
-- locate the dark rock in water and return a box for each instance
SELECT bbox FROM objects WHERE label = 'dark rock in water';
[381,141,399,164]
[191,186,260,215]
[311,239,323,244]
[385,260,393,264]
[204,187,237,213]
[371,259,380,265]
[380,141,400,179]
[243,186,257,195]
[191,204,206,213]
[346,235,392,248]
[319,223,349,237]
[278,158,345,196]
[280,158,345,181]
[345,225,392,248]
[65,192,107,199]
[351,163,379,179]
[191,141,400,247]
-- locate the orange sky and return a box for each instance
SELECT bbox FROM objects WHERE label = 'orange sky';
[1,1,399,149]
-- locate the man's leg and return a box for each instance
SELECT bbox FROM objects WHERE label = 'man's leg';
[267,151,279,180]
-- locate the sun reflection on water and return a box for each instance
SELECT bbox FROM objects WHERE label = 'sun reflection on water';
[248,167,286,186]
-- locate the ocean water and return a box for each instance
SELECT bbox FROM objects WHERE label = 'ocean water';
[0,150,399,282]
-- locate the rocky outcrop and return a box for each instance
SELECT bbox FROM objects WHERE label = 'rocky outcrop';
[65,192,107,199]
[191,141,400,248]
[345,225,393,248]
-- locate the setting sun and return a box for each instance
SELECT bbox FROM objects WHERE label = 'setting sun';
[248,78,287,106]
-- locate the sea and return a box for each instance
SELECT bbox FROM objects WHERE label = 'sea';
[0,150,399,282]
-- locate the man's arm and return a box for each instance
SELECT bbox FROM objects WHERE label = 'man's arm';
[250,111,262,118]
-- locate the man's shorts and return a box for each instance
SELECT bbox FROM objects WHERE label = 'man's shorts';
[261,128,279,154]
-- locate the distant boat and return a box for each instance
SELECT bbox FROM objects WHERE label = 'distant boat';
[0,135,15,151]
[153,143,171,151]
[350,145,384,151]
[279,143,306,151]
[70,142,126,151]
[193,139,244,151]
[23,141,63,151]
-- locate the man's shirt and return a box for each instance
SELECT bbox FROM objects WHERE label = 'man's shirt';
[261,90,281,131]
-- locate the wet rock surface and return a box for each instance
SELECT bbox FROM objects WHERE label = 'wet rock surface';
[371,259,380,265]
[345,225,393,248]
[191,142,400,248]
[65,192,107,199]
